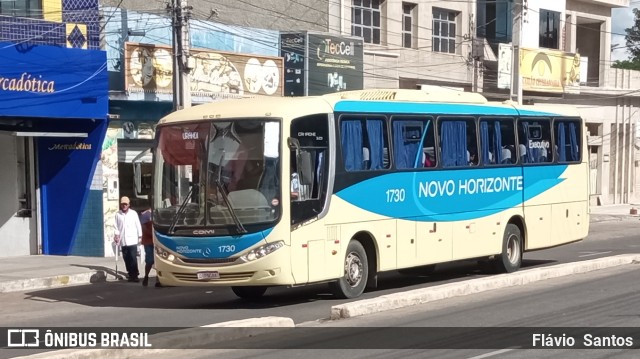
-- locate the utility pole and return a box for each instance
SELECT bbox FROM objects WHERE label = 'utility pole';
[168,0,192,110]
[510,0,524,104]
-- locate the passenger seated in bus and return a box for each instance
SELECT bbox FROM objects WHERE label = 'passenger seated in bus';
[362,147,370,169]
[468,151,478,166]
[291,172,300,200]
[501,147,512,164]
[423,152,434,167]
[518,144,527,163]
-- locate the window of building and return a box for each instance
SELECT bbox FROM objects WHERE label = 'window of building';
[539,9,560,49]
[433,9,457,54]
[0,0,42,18]
[517,119,552,164]
[352,0,382,44]
[402,3,416,49]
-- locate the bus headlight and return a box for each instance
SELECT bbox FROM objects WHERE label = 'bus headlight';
[240,241,284,262]
[155,244,175,262]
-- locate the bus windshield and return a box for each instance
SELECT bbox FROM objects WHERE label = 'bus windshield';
[153,119,281,234]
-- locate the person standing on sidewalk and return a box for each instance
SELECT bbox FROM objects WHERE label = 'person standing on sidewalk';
[114,196,142,282]
[140,204,161,287]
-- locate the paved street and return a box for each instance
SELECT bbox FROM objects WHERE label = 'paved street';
[130,264,640,359]
[1,213,639,359]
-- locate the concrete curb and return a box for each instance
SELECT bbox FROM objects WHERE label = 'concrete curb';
[12,316,295,359]
[0,271,109,294]
[330,254,640,320]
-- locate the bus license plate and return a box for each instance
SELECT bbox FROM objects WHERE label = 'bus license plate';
[197,271,220,280]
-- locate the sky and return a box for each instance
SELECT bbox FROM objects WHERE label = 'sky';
[611,5,638,62]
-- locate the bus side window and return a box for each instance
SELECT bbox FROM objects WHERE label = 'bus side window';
[391,117,435,169]
[479,118,516,165]
[340,117,389,171]
[518,119,552,164]
[439,118,477,167]
[554,119,581,162]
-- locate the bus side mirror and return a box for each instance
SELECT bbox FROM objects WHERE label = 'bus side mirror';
[297,151,314,186]
[287,137,300,150]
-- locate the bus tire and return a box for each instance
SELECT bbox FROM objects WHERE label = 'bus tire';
[231,286,268,301]
[495,223,522,273]
[329,240,368,299]
[398,264,436,276]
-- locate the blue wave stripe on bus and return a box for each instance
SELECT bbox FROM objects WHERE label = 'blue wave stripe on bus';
[155,228,272,259]
[335,166,567,221]
[334,101,561,117]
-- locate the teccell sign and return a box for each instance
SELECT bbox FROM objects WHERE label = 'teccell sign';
[307,33,363,96]
[316,39,356,60]
[279,32,363,96]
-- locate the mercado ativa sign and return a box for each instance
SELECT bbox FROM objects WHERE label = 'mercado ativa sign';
[0,73,55,93]
[0,42,107,119]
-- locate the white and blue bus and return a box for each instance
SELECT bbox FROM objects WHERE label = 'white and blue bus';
[150,88,589,299]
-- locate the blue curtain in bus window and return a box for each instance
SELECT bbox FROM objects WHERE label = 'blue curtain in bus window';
[494,121,502,163]
[366,119,384,170]
[557,122,567,162]
[441,121,467,167]
[393,121,420,169]
[480,122,490,164]
[341,120,363,171]
[569,122,579,161]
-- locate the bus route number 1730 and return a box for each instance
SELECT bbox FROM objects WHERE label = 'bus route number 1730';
[386,188,406,203]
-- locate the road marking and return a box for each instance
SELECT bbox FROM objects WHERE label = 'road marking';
[578,251,612,258]
[466,348,516,359]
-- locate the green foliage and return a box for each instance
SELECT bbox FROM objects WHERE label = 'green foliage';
[612,60,640,70]
[616,8,640,68]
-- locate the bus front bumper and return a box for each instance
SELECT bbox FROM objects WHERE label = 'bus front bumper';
[154,246,293,287]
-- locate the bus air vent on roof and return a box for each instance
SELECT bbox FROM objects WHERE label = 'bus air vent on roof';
[341,90,397,101]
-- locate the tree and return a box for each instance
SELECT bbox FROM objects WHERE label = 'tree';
[613,8,640,70]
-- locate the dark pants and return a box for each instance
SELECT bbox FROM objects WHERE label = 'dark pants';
[121,245,139,279]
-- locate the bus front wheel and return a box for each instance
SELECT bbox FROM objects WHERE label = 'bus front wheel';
[329,240,368,299]
[231,286,268,301]
[495,223,522,273]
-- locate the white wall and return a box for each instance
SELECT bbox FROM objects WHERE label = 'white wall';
[522,0,567,48]
[0,134,33,256]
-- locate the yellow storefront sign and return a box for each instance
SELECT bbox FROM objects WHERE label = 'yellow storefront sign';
[520,48,580,93]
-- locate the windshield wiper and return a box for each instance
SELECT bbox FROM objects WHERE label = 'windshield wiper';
[168,183,196,234]
[212,178,247,234]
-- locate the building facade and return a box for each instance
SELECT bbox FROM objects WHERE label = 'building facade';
[477,0,636,205]
[0,1,108,257]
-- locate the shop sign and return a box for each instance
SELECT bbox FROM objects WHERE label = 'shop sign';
[124,42,283,98]
[0,42,108,119]
[48,143,92,150]
[307,34,363,96]
[520,48,580,93]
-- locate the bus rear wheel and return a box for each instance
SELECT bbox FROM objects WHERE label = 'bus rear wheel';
[329,240,368,299]
[231,286,268,301]
[494,223,522,273]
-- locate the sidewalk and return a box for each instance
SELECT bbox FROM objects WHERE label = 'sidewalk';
[1,203,638,294]
[0,254,140,293]
[589,203,640,222]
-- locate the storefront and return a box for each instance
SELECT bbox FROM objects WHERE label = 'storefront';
[0,42,108,257]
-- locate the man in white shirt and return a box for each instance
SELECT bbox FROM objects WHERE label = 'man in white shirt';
[114,196,142,282]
